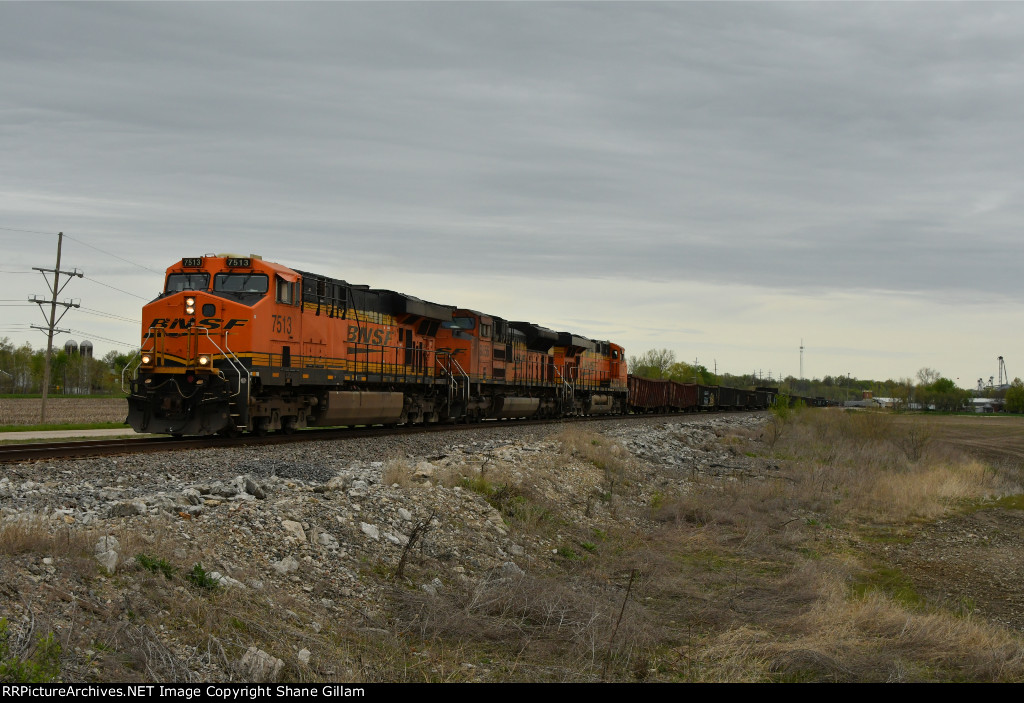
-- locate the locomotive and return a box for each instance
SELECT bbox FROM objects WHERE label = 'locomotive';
[126,254,629,436]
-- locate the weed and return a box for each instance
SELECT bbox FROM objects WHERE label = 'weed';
[650,490,665,512]
[186,563,220,590]
[556,546,579,560]
[136,553,176,580]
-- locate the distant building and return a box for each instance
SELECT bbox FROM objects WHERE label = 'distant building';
[971,398,1003,413]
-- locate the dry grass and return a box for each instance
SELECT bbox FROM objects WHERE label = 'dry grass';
[757,563,1024,682]
[394,569,661,681]
[774,410,1020,524]
[642,410,1024,681]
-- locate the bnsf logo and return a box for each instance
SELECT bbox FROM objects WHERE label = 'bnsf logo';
[347,327,393,346]
[150,318,248,330]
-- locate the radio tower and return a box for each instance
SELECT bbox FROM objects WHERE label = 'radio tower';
[999,356,1009,389]
[799,339,804,380]
[29,232,83,421]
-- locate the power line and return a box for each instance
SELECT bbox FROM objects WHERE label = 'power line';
[64,233,162,274]
[0,225,56,235]
[79,306,139,324]
[66,328,136,348]
[81,275,149,300]
[0,227,161,273]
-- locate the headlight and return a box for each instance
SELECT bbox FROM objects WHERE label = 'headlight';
[141,354,152,365]
[185,297,195,306]
[185,297,196,315]
[198,355,209,366]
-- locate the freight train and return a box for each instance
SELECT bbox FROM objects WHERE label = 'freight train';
[124,254,797,437]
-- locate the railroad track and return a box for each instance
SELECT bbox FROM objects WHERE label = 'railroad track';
[0,411,764,464]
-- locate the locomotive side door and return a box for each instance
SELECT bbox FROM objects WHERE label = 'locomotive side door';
[477,314,493,382]
[271,273,300,367]
[301,277,327,368]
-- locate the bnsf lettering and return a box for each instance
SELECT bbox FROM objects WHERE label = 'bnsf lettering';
[346,327,394,346]
[149,318,247,331]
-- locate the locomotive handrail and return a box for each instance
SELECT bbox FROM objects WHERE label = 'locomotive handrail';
[207,327,249,399]
[450,356,470,405]
[435,351,470,414]
[121,351,141,394]
[551,364,573,405]
[121,328,157,393]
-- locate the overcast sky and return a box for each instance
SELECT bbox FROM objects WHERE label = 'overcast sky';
[2,1,1022,388]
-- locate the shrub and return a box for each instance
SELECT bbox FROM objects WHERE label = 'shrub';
[0,618,61,683]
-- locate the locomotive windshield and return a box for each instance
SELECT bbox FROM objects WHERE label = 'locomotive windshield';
[214,273,269,295]
[442,316,476,330]
[165,273,210,293]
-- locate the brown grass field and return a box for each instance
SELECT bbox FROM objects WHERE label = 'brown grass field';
[0,397,128,426]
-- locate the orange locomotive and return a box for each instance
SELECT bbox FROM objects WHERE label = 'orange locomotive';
[126,254,628,435]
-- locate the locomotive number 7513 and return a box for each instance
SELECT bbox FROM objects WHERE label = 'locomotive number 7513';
[272,315,293,335]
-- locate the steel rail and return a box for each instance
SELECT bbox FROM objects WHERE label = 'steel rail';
[0,410,764,464]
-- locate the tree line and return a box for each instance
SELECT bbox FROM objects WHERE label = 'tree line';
[0,338,131,396]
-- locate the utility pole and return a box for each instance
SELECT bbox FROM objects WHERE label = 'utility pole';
[29,232,82,421]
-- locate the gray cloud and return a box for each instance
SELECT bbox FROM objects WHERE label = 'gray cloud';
[3,2,1023,381]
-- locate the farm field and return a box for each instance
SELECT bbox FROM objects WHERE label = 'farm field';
[0,397,128,428]
[907,414,1024,465]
